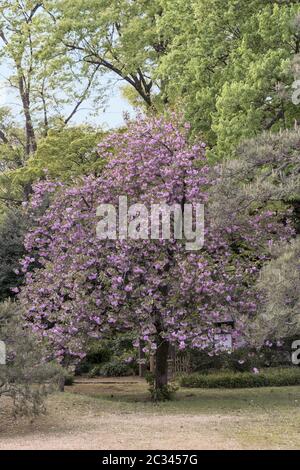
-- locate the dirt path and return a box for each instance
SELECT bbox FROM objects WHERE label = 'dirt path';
[0,380,299,450]
[0,393,241,450]
[0,411,241,450]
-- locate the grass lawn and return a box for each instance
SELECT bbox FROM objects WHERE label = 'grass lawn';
[0,377,299,450]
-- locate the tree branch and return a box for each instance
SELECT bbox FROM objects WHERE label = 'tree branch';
[28,3,43,22]
[0,130,8,144]
[64,64,101,125]
[64,42,153,106]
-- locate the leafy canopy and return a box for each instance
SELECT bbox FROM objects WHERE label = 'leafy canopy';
[158,0,300,157]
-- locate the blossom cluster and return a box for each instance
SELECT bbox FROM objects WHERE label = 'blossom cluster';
[19,116,294,362]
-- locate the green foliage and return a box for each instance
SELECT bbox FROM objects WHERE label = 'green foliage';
[49,0,165,107]
[0,108,27,171]
[210,128,300,237]
[0,208,27,301]
[180,368,300,389]
[1,0,299,164]
[0,300,63,416]
[77,332,138,377]
[12,126,105,189]
[189,349,255,374]
[209,129,299,345]
[2,0,299,164]
[0,0,106,210]
[189,345,292,374]
[63,371,75,386]
[145,372,178,401]
[158,0,300,157]
[0,1,105,150]
[254,237,300,343]
[88,360,134,378]
[0,126,105,207]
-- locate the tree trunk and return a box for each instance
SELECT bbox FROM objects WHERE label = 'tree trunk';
[155,339,169,392]
[149,354,155,373]
[57,375,65,392]
[23,94,37,155]
[16,62,37,156]
[138,340,146,377]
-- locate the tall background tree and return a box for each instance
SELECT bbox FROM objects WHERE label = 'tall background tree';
[211,128,300,346]
[254,237,300,345]
[0,208,28,302]
[0,0,105,196]
[48,0,167,108]
[2,0,300,182]
[158,0,300,157]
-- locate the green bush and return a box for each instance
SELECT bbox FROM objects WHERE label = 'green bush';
[0,300,64,416]
[77,332,138,377]
[87,365,102,378]
[87,360,135,378]
[145,372,178,401]
[76,341,112,374]
[63,371,74,386]
[180,367,300,389]
[99,360,134,377]
[188,345,292,374]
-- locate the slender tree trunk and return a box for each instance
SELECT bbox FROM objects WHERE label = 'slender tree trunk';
[155,339,169,392]
[58,375,65,392]
[16,63,37,155]
[24,105,37,155]
[0,130,8,144]
[22,91,37,155]
[138,340,146,377]
[292,200,300,234]
[149,354,155,373]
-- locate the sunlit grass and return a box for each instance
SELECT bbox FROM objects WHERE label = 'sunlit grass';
[63,381,300,448]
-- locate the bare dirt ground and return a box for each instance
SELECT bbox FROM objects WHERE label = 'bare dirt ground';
[0,378,299,450]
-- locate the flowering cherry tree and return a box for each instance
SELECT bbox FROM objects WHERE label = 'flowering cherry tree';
[19,116,293,396]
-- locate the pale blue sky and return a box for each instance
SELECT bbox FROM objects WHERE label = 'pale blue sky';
[74,85,135,129]
[0,64,135,130]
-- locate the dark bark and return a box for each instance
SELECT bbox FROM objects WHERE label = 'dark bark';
[24,106,37,155]
[265,109,284,131]
[292,199,300,235]
[0,24,37,156]
[138,340,146,377]
[40,87,49,137]
[57,375,65,392]
[64,64,101,125]
[0,130,8,144]
[17,70,37,155]
[155,338,169,392]
[64,42,153,108]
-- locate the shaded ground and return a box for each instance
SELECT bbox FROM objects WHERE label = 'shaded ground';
[0,378,300,449]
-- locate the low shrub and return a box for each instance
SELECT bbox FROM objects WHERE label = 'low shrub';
[87,360,136,378]
[100,360,134,377]
[63,371,74,386]
[76,332,138,377]
[87,365,102,378]
[180,367,300,389]
[188,344,293,374]
[0,300,64,416]
[145,372,178,401]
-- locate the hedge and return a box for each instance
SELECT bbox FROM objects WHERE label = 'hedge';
[180,367,300,389]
